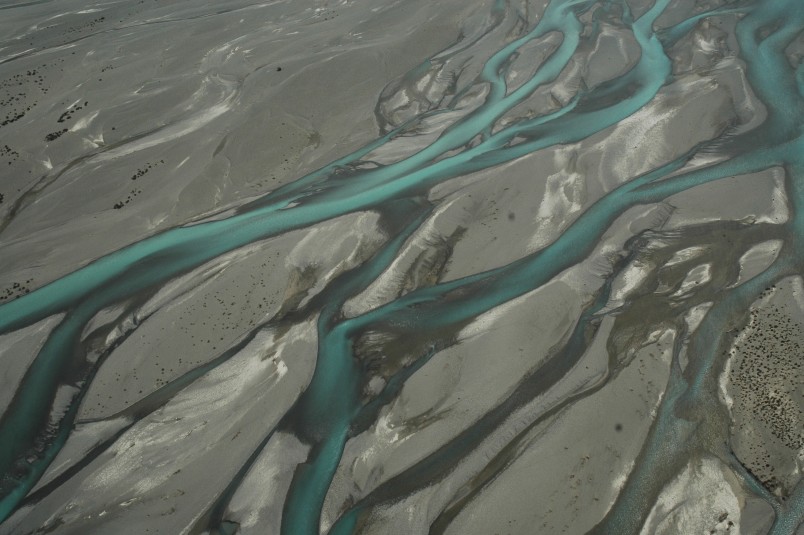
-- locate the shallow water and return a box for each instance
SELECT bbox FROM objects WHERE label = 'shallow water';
[0,0,802,533]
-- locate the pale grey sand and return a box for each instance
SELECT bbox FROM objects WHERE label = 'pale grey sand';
[0,0,802,534]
